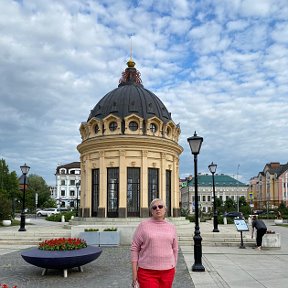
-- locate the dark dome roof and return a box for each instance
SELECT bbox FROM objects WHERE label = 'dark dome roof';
[88,60,172,123]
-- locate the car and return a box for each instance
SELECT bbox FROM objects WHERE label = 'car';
[253,210,265,215]
[224,211,243,218]
[36,208,59,217]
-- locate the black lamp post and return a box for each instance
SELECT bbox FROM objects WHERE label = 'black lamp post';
[76,180,81,217]
[208,162,219,232]
[19,163,30,232]
[187,131,205,272]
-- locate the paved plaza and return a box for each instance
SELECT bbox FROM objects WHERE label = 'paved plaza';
[0,219,288,287]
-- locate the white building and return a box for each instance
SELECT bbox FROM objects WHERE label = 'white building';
[55,162,81,209]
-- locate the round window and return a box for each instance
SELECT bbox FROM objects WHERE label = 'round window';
[129,121,138,131]
[150,123,157,133]
[166,127,171,136]
[94,124,99,134]
[109,121,118,131]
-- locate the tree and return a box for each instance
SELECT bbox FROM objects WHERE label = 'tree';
[0,159,19,218]
[215,197,224,214]
[0,159,19,199]
[224,198,237,212]
[25,174,53,211]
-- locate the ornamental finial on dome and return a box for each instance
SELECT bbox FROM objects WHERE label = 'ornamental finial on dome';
[127,36,135,68]
[127,57,135,68]
[119,38,142,86]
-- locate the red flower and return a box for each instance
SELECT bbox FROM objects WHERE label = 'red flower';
[38,237,87,251]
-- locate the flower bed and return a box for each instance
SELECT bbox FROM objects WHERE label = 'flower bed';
[38,237,87,251]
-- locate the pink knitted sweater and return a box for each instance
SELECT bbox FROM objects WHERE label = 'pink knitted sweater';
[131,218,178,270]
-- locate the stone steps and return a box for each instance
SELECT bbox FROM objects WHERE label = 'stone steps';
[0,218,255,247]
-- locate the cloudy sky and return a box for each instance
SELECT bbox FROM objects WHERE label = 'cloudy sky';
[1,0,288,185]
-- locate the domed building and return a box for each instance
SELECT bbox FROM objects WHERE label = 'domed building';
[77,58,183,218]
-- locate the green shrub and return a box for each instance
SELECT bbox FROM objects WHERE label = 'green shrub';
[46,211,76,222]
[84,228,99,232]
[103,227,117,231]
[185,214,195,222]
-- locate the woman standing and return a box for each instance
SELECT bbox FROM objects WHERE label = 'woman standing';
[131,198,178,288]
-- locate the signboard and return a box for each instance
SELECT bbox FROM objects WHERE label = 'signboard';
[234,219,249,232]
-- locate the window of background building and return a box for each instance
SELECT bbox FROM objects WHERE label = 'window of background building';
[70,179,75,185]
[61,190,65,197]
[208,195,211,202]
[70,190,75,197]
[61,180,65,185]
[202,195,206,201]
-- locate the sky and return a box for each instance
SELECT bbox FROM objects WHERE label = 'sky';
[1,0,288,186]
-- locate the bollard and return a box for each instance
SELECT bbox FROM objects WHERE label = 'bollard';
[61,215,65,222]
[248,216,252,225]
[224,216,227,225]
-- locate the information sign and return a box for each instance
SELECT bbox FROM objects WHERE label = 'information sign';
[234,219,249,232]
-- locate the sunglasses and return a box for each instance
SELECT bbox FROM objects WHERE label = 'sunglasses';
[152,205,164,210]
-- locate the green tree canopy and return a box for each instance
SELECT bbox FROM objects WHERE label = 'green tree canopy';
[224,197,237,212]
[0,159,19,199]
[25,174,53,211]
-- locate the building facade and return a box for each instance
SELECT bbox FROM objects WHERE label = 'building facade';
[54,162,81,209]
[249,162,288,210]
[77,59,183,218]
[181,174,247,213]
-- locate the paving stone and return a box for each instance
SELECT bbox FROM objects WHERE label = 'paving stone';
[0,246,194,288]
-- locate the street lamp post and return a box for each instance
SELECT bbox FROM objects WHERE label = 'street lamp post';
[76,180,81,217]
[208,162,219,232]
[19,163,30,232]
[187,131,205,272]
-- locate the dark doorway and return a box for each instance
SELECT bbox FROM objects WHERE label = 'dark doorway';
[148,168,159,205]
[92,169,99,217]
[127,167,140,217]
[107,168,119,217]
[166,170,172,217]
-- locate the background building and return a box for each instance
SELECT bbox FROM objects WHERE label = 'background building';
[181,174,247,213]
[250,162,288,210]
[77,59,183,218]
[55,162,81,209]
